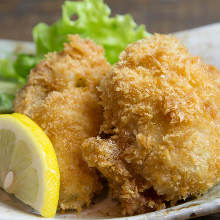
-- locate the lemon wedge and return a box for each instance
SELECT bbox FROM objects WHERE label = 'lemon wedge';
[0,113,60,217]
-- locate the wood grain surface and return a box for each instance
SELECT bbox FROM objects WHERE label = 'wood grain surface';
[0,0,220,219]
[0,0,220,41]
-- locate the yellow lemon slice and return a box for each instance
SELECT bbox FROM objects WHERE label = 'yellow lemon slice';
[0,113,60,217]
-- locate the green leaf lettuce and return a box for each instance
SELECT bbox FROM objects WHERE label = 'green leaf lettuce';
[34,0,149,64]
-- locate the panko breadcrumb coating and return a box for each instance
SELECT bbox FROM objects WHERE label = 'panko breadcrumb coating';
[14,35,111,211]
[81,34,220,215]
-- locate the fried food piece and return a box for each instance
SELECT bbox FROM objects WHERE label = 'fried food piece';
[81,34,220,215]
[14,35,111,211]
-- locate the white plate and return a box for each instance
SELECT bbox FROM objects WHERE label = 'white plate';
[1,23,220,220]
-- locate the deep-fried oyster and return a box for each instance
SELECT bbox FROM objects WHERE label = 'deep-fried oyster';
[14,35,111,210]
[82,34,220,215]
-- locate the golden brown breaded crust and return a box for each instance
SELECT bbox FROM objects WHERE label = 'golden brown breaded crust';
[14,35,111,211]
[81,34,220,215]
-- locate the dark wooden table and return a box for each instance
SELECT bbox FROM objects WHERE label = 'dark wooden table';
[0,0,220,219]
[1,0,220,41]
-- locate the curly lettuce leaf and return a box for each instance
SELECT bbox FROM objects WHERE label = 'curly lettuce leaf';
[0,54,38,113]
[0,81,23,113]
[13,54,42,79]
[34,0,149,64]
[0,94,15,113]
[0,58,18,81]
